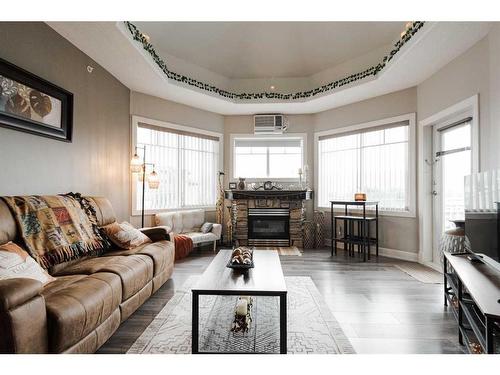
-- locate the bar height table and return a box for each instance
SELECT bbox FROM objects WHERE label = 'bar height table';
[330,200,379,262]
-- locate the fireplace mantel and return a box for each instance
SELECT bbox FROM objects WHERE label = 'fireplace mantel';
[224,189,313,201]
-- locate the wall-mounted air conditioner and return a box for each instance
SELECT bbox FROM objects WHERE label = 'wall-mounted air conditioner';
[254,114,288,134]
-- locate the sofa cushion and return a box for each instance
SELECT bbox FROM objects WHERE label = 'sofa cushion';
[155,212,180,233]
[43,272,121,353]
[52,255,154,301]
[179,210,204,233]
[0,242,55,285]
[184,231,218,244]
[102,241,174,277]
[103,221,151,249]
[200,222,213,233]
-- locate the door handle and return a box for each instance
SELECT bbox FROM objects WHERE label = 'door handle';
[432,190,438,196]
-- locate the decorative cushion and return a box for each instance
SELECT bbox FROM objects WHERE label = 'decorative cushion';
[0,242,55,285]
[103,222,151,250]
[179,210,205,233]
[200,222,214,233]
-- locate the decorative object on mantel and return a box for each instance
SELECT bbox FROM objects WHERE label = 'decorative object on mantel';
[439,219,468,265]
[124,21,425,102]
[354,193,367,201]
[228,182,237,190]
[0,57,73,142]
[130,145,160,227]
[216,171,225,226]
[237,177,246,190]
[314,210,326,248]
[298,168,303,189]
[303,220,315,249]
[253,181,283,191]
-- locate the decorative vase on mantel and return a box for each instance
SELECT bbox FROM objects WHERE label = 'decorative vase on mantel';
[237,177,246,190]
[439,219,468,265]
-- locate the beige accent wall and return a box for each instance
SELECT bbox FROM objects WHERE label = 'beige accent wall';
[223,88,419,255]
[0,22,131,221]
[314,88,419,255]
[129,91,225,226]
[418,24,500,171]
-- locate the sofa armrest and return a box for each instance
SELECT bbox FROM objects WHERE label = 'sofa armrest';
[211,223,222,240]
[0,278,48,353]
[140,226,171,242]
[0,278,43,311]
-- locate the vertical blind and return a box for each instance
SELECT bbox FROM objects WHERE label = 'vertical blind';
[317,121,410,211]
[136,123,220,210]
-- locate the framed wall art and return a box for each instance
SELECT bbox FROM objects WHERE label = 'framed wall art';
[0,57,73,142]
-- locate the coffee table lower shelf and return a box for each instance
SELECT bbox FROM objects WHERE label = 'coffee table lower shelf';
[191,290,287,354]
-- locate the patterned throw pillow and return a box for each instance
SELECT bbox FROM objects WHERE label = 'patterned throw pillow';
[200,222,214,234]
[0,242,55,285]
[103,222,152,250]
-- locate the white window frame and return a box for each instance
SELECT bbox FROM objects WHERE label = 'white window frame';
[314,113,417,218]
[131,115,223,215]
[229,133,308,182]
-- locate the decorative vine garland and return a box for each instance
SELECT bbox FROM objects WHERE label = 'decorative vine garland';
[124,21,425,101]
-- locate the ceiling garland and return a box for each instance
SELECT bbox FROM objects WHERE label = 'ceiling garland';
[124,21,426,102]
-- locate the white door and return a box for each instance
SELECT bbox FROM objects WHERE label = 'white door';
[432,118,472,262]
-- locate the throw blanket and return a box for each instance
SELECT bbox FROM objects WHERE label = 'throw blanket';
[173,234,193,260]
[2,195,106,268]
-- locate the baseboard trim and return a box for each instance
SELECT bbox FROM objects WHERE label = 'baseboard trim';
[421,260,443,273]
[327,240,418,262]
[375,247,418,262]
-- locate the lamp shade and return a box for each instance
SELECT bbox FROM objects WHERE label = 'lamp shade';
[130,153,142,173]
[147,170,160,189]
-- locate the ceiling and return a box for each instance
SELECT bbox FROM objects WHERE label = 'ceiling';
[48,22,492,114]
[134,21,406,79]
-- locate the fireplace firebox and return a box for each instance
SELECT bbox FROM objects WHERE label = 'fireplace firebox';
[248,208,290,247]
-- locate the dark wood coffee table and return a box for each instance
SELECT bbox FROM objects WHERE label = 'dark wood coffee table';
[191,249,288,354]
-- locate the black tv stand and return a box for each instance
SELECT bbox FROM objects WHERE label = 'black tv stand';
[444,252,500,353]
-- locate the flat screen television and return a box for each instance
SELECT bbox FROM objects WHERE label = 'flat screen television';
[464,171,500,268]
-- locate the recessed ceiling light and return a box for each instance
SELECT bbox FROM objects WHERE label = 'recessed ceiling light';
[270,85,275,90]
[142,33,151,43]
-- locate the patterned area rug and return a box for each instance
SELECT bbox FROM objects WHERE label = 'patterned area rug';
[128,276,354,354]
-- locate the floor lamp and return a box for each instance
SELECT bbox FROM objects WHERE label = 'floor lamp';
[131,145,160,228]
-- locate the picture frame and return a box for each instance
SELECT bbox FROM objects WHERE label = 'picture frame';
[0,57,73,142]
[229,182,237,190]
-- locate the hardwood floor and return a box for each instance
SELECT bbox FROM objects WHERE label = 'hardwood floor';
[98,248,464,354]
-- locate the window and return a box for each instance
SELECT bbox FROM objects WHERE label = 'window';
[232,135,305,179]
[317,116,415,214]
[133,118,222,212]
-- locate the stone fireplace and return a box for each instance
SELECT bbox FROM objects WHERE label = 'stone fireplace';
[225,190,312,249]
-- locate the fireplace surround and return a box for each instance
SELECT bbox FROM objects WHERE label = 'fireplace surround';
[248,208,290,246]
[225,190,312,248]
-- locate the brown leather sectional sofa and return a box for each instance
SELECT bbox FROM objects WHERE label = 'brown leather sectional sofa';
[0,197,175,353]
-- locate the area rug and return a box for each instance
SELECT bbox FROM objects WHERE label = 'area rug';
[394,262,443,284]
[127,276,354,354]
